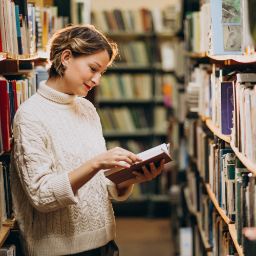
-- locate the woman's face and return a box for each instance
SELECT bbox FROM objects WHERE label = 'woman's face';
[62,50,110,96]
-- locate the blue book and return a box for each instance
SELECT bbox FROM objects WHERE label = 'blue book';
[210,0,242,55]
[221,81,234,135]
[15,5,23,54]
[219,148,233,206]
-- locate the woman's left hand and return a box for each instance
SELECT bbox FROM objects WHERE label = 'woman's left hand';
[132,159,165,184]
[115,159,165,195]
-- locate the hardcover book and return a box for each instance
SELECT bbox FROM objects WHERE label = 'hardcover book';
[209,0,242,55]
[220,81,234,135]
[104,143,172,185]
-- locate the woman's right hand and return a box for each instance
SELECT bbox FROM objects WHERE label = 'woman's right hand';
[92,147,142,170]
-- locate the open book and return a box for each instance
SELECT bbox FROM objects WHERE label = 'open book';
[104,143,172,185]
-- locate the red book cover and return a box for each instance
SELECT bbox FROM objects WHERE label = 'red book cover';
[0,24,2,52]
[0,80,11,151]
[11,80,18,112]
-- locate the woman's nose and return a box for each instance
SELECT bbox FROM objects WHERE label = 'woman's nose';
[91,73,101,85]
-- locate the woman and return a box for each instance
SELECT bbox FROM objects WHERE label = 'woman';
[11,24,165,256]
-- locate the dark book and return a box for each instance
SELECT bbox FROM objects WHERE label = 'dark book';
[113,9,126,31]
[248,0,256,44]
[0,244,16,256]
[244,235,256,255]
[0,80,11,152]
[15,5,23,55]
[104,143,172,185]
[221,81,234,135]
[54,0,71,22]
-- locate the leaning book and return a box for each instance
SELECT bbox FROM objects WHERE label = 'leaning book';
[104,143,172,185]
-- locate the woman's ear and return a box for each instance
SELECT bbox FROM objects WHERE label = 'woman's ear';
[61,49,72,67]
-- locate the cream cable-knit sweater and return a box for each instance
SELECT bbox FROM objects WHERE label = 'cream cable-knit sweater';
[11,81,133,256]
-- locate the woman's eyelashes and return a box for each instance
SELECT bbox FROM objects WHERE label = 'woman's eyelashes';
[89,66,97,73]
[89,66,106,76]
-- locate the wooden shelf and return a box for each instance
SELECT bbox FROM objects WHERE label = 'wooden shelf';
[107,63,173,71]
[195,213,212,252]
[103,129,153,138]
[188,177,244,255]
[3,219,15,228]
[205,119,231,143]
[208,53,256,64]
[0,226,11,247]
[0,53,7,61]
[228,224,244,256]
[184,188,197,215]
[204,119,256,175]
[108,64,152,71]
[153,131,167,137]
[184,51,207,58]
[97,98,153,104]
[0,219,16,247]
[0,51,48,62]
[191,159,244,255]
[184,188,212,251]
[184,51,256,64]
[230,142,256,176]
[204,184,232,224]
[105,31,177,39]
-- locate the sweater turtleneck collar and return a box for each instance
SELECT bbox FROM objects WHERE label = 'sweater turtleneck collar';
[37,81,76,104]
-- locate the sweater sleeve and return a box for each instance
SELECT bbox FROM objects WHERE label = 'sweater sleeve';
[12,110,78,213]
[83,100,134,201]
[105,176,134,201]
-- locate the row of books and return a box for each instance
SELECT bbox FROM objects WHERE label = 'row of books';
[116,41,150,65]
[114,40,183,71]
[98,106,167,133]
[184,0,254,55]
[97,73,181,103]
[0,161,12,226]
[186,65,256,164]
[0,244,16,256]
[186,118,256,248]
[232,73,256,163]
[106,140,148,154]
[91,3,182,34]
[0,76,36,152]
[98,74,152,100]
[0,0,69,55]
[0,67,47,153]
[185,174,239,255]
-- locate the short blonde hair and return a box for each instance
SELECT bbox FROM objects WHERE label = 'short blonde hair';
[48,24,118,78]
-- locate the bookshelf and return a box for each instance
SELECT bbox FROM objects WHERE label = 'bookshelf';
[205,119,231,144]
[183,187,212,252]
[0,227,11,248]
[173,0,256,254]
[90,2,184,215]
[230,143,256,176]
[204,184,232,225]
[0,0,92,251]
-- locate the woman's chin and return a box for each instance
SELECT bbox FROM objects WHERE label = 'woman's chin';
[78,90,88,97]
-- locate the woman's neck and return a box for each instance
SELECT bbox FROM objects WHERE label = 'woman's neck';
[46,77,74,95]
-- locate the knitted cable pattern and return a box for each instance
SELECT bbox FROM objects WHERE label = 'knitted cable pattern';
[10,81,132,256]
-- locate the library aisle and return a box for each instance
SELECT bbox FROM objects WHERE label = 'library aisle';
[1,0,256,255]
[116,218,173,256]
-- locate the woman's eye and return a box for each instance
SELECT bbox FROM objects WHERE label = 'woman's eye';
[90,66,97,72]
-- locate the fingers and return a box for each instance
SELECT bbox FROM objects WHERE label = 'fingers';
[112,147,141,165]
[132,165,154,182]
[243,227,256,240]
[132,159,166,182]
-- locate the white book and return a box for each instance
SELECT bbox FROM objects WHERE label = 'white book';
[104,143,171,186]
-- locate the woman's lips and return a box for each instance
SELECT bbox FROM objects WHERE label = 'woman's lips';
[83,83,91,90]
